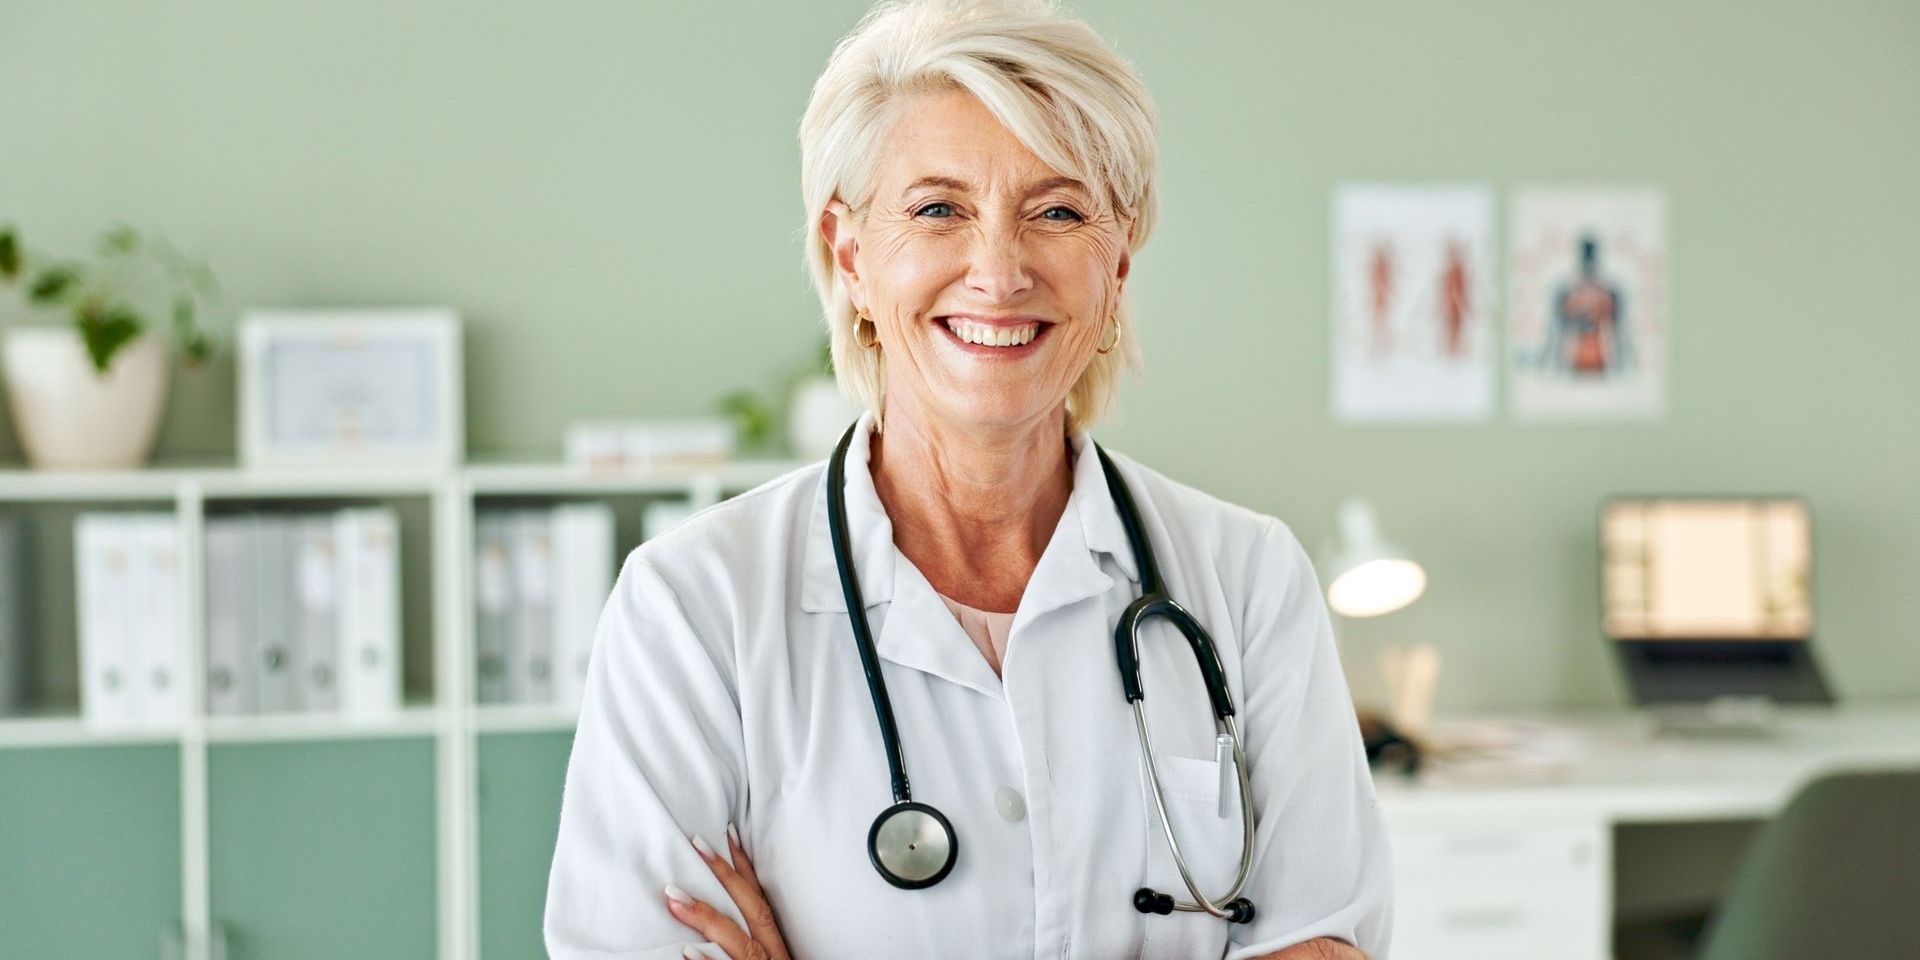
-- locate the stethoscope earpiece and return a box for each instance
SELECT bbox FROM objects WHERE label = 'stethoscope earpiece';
[1134,887,1176,915]
[1133,888,1257,924]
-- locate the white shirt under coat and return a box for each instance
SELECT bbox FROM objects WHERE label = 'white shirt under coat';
[545,413,1394,958]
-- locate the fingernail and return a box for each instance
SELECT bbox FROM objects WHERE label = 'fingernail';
[682,948,703,960]
[726,822,741,849]
[690,834,717,860]
[664,883,694,907]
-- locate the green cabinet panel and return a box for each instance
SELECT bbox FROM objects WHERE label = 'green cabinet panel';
[208,738,436,960]
[0,745,183,959]
[477,731,574,959]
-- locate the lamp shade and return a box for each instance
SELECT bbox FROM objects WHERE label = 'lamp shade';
[1323,498,1426,618]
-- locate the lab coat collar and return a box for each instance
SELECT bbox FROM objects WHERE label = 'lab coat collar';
[799,414,1139,616]
[798,413,1140,695]
[1066,429,1139,585]
[800,411,896,614]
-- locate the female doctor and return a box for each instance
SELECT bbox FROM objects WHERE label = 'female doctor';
[544,1,1393,957]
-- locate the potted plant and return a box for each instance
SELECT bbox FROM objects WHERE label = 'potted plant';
[784,334,863,460]
[0,222,223,469]
[717,334,863,461]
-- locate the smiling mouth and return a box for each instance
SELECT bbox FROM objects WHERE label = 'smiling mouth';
[939,316,1052,348]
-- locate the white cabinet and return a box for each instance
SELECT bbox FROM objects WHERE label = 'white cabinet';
[1386,816,1610,960]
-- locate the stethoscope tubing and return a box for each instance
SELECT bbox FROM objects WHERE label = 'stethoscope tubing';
[827,425,914,805]
[828,421,1256,921]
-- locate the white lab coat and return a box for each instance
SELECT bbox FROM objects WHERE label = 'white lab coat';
[545,413,1393,959]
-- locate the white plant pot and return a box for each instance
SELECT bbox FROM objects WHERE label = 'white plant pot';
[786,375,864,461]
[2,326,171,470]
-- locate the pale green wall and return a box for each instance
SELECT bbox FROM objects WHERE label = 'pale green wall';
[3,0,1916,714]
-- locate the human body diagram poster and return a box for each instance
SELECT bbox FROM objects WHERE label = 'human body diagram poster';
[1505,188,1669,420]
[1330,184,1497,423]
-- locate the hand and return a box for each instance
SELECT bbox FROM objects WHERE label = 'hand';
[1258,938,1368,960]
[664,825,792,960]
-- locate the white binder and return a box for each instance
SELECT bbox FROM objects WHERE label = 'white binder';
[551,503,616,712]
[204,516,255,715]
[294,514,340,713]
[509,510,556,705]
[131,514,186,724]
[76,514,139,726]
[0,515,26,715]
[251,513,301,713]
[473,511,515,705]
[337,507,402,717]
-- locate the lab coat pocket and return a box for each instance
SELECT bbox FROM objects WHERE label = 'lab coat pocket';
[1138,750,1246,905]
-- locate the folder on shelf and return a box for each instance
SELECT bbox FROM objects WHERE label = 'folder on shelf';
[205,515,256,715]
[131,514,186,725]
[337,506,402,716]
[510,510,556,706]
[76,513,140,726]
[551,503,615,711]
[294,514,340,713]
[0,515,28,716]
[474,511,515,705]
[251,513,301,713]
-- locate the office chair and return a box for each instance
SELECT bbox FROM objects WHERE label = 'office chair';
[1695,768,1920,959]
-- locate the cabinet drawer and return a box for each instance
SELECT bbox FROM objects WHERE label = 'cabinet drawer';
[1393,822,1605,881]
[1391,873,1608,960]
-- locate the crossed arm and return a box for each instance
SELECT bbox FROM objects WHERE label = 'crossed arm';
[667,829,1369,960]
[1256,938,1368,960]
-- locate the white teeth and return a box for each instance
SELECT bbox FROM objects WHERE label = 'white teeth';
[944,318,1039,347]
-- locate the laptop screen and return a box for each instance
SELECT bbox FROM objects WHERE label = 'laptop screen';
[1601,498,1813,642]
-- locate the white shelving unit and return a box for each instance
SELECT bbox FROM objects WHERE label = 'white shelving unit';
[0,456,801,960]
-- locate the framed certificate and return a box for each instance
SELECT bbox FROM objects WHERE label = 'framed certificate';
[239,308,464,470]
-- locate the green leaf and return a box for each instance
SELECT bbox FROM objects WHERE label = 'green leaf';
[77,302,143,374]
[172,297,211,363]
[27,266,80,305]
[717,389,774,448]
[98,224,139,256]
[172,295,195,335]
[0,225,18,279]
[182,331,213,365]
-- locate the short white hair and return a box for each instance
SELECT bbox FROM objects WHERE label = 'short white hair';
[799,0,1158,433]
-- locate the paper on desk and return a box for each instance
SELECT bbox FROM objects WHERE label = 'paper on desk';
[1418,718,1587,787]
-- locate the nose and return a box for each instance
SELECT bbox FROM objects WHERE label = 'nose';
[965,220,1034,303]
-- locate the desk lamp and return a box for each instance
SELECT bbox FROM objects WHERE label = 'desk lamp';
[1323,498,1436,767]
[1325,498,1426,618]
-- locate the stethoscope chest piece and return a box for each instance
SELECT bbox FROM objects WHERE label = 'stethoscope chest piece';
[868,800,958,889]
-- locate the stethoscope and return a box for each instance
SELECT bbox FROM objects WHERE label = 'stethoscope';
[826,423,1258,924]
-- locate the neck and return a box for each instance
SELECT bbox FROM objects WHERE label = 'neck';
[869,401,1074,614]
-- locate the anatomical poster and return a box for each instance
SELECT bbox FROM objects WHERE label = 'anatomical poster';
[1506,187,1669,420]
[1330,184,1496,423]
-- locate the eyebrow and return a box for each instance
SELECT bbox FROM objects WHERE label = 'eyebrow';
[900,174,1091,198]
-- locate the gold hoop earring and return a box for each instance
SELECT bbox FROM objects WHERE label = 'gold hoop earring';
[854,310,880,350]
[1096,312,1121,355]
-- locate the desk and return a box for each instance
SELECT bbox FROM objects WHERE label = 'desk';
[1371,703,1920,960]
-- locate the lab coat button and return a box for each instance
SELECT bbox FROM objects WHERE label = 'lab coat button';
[995,786,1026,822]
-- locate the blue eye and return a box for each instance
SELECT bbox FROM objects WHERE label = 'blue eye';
[914,202,954,218]
[1042,206,1084,222]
